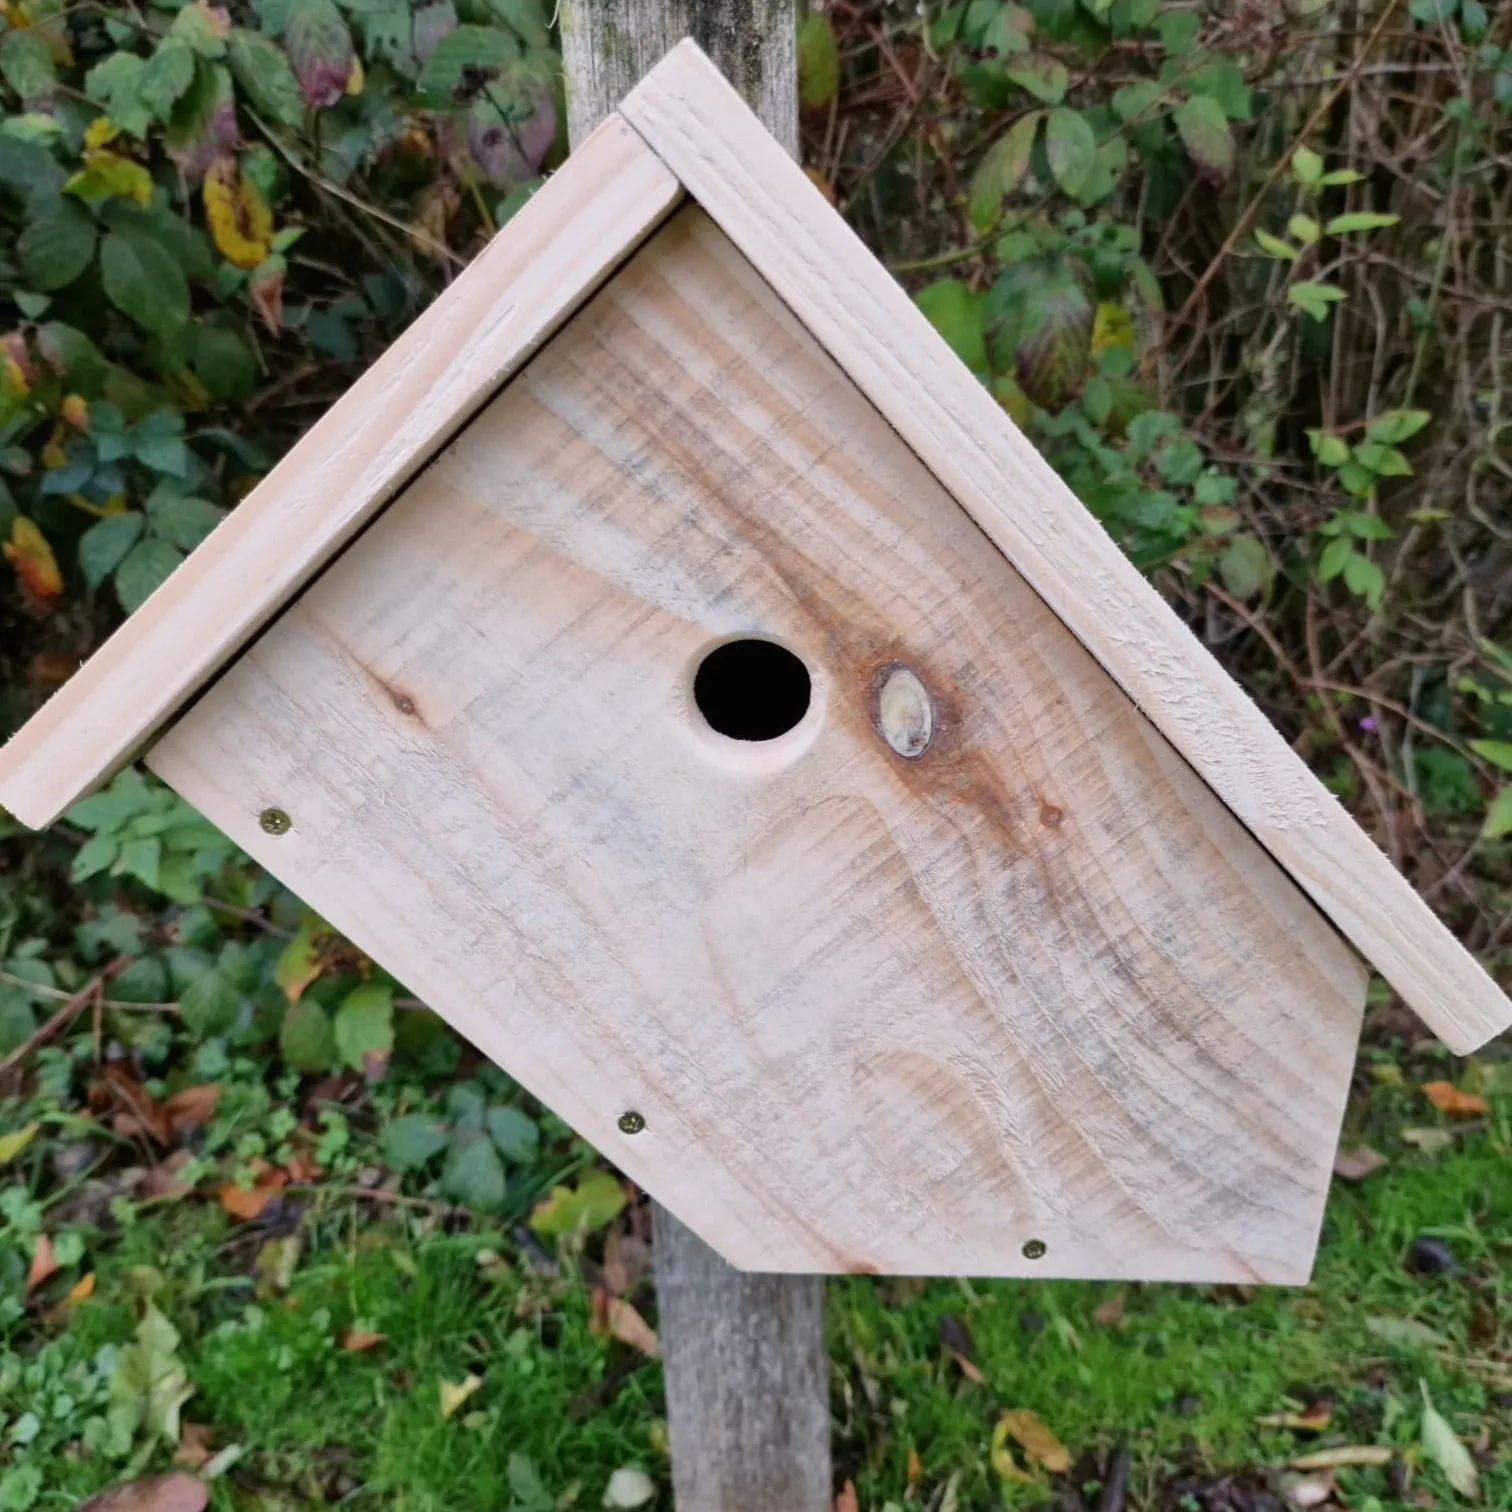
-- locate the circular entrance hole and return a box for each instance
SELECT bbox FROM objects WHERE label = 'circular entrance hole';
[693,639,812,742]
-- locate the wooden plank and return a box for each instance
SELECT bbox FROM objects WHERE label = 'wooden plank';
[148,208,1366,1281]
[0,114,681,831]
[653,1206,830,1512]
[561,0,796,156]
[617,40,1511,1057]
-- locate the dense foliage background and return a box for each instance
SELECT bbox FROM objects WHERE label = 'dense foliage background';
[0,2,1509,1509]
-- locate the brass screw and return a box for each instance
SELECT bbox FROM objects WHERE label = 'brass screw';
[1021,1238,1047,1261]
[617,1110,646,1135]
[259,807,292,835]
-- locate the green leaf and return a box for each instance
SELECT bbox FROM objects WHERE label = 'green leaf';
[101,230,191,335]
[1045,107,1097,199]
[1291,145,1324,185]
[1317,536,1353,582]
[1326,211,1400,235]
[1306,428,1351,467]
[447,1081,488,1133]
[529,1170,626,1238]
[287,0,355,108]
[1318,168,1364,187]
[1483,788,1512,841]
[1364,1315,1447,1350]
[487,1106,539,1163]
[85,52,152,138]
[1470,739,1512,773]
[1287,213,1320,246]
[1337,461,1375,496]
[108,1303,193,1447]
[0,30,56,105]
[383,1114,453,1170]
[1174,94,1233,180]
[1218,535,1270,600]
[442,1131,506,1210]
[186,323,258,404]
[967,111,1042,232]
[1419,1381,1479,1500]
[916,279,989,376]
[170,2,231,57]
[1408,0,1458,21]
[1366,408,1431,445]
[114,835,163,891]
[986,255,1094,411]
[1288,281,1347,322]
[280,997,336,1072]
[140,40,197,121]
[1342,551,1385,610]
[417,24,515,108]
[1005,54,1067,105]
[1111,80,1160,122]
[333,982,394,1073]
[1254,228,1297,260]
[227,28,304,128]
[79,512,146,590]
[179,968,240,1038]
[797,12,840,110]
[18,197,97,292]
[150,495,225,550]
[1352,441,1412,477]
[115,538,184,613]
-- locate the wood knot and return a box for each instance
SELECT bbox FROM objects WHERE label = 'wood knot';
[389,688,418,717]
[871,663,934,759]
[1039,803,1064,829]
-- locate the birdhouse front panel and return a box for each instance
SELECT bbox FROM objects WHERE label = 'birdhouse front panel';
[145,206,1366,1281]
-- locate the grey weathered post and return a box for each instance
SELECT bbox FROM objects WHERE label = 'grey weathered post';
[558,6,829,1509]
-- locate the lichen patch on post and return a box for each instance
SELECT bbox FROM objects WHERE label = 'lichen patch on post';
[873,664,934,759]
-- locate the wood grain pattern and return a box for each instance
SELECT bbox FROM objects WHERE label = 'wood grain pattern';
[618,43,1511,1056]
[0,115,681,830]
[149,209,1365,1280]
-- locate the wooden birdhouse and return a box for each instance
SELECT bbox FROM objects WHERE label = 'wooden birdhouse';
[3,42,1507,1286]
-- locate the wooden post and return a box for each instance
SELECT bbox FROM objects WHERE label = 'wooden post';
[559,8,828,1510]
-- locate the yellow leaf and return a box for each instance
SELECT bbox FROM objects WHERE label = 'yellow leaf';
[64,149,152,206]
[989,1417,1035,1482]
[83,115,118,151]
[203,156,273,271]
[2,356,28,400]
[346,56,364,96]
[1091,301,1136,359]
[439,1373,482,1420]
[60,393,88,430]
[0,1124,40,1163]
[67,1271,96,1304]
[4,516,62,602]
[997,1408,1072,1474]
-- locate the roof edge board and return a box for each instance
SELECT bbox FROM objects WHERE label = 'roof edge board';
[0,114,682,830]
[619,39,1511,1055]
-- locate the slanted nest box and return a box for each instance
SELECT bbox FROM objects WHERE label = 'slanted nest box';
[3,43,1507,1284]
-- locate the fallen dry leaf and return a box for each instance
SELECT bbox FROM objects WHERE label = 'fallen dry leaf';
[590,1287,660,1358]
[1259,1406,1332,1432]
[1333,1144,1388,1181]
[173,1424,214,1471]
[342,1329,386,1353]
[141,1150,196,1202]
[1401,1126,1457,1154]
[1093,1290,1127,1326]
[600,1230,652,1296]
[439,1373,482,1420]
[162,1085,221,1138]
[104,1066,171,1145]
[27,1233,58,1291]
[997,1408,1071,1474]
[68,1272,96,1304]
[834,1480,859,1512]
[939,1314,984,1382]
[73,1473,208,1512]
[906,1445,922,1490]
[989,1417,1034,1483]
[1290,1446,1392,1471]
[1421,1081,1489,1118]
[218,1162,287,1221]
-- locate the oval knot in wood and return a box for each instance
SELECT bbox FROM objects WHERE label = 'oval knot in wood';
[874,665,934,759]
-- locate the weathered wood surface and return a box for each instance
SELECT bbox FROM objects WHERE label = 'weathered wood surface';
[0,116,681,830]
[561,0,796,156]
[653,1206,829,1512]
[618,42,1512,1057]
[149,207,1366,1282]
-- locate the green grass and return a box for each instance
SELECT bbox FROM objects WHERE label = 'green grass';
[3,1081,1508,1512]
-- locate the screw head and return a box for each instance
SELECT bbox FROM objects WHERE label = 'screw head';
[617,1110,646,1135]
[259,807,292,835]
[1021,1238,1047,1261]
